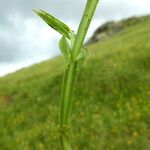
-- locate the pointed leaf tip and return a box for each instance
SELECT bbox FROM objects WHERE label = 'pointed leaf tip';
[33,9,71,39]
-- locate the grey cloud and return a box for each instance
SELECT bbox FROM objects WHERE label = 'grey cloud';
[1,0,150,23]
[0,37,22,62]
[0,17,60,63]
[1,0,149,29]
[95,1,149,21]
[0,0,86,24]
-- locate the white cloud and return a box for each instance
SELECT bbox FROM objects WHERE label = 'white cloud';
[0,13,61,76]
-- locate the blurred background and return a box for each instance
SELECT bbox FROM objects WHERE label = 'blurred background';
[0,0,150,76]
[0,0,150,150]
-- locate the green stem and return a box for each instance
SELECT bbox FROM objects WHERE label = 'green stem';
[60,133,72,150]
[72,0,99,60]
[59,63,77,150]
[59,63,78,127]
[59,0,99,149]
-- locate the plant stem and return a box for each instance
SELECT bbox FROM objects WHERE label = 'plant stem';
[59,63,78,128]
[72,0,100,60]
[59,0,99,149]
[59,63,77,150]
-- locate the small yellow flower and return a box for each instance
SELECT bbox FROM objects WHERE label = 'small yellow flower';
[111,127,117,133]
[127,140,132,145]
[133,131,138,137]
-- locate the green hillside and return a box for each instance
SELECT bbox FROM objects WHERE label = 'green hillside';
[0,16,150,150]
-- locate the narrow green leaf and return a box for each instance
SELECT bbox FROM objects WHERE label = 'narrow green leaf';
[59,36,71,64]
[33,9,71,39]
[70,30,76,49]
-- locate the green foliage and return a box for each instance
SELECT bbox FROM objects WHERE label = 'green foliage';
[33,9,71,39]
[59,36,71,65]
[0,16,150,149]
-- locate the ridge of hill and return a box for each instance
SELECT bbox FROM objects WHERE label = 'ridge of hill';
[86,15,150,45]
[0,15,150,150]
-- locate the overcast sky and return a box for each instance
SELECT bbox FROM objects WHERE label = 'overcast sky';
[0,0,150,76]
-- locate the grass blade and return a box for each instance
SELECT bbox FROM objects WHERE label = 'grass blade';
[33,9,71,39]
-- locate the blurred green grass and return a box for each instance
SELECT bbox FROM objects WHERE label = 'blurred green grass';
[0,16,150,150]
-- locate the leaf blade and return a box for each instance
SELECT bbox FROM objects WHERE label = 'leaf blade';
[59,36,71,64]
[33,9,71,39]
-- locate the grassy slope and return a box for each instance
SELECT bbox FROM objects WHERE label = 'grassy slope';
[0,17,150,150]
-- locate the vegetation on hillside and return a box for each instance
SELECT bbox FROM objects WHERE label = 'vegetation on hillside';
[0,15,150,150]
[87,15,150,44]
